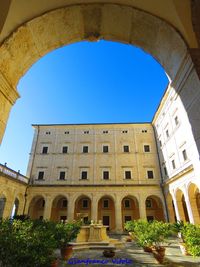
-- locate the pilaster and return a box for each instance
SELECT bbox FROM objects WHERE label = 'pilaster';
[43,196,53,220]
[0,71,19,144]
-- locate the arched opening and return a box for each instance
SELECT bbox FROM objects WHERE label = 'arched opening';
[74,195,91,223]
[98,196,115,231]
[0,195,6,218]
[11,198,19,217]
[166,193,176,222]
[145,195,165,221]
[176,189,190,222]
[51,195,68,222]
[28,196,45,220]
[121,196,139,229]
[188,183,200,224]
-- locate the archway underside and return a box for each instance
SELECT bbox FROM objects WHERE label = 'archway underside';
[0,3,190,144]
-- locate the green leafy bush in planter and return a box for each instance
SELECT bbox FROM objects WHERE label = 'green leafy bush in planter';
[181,223,200,257]
[0,219,57,267]
[124,220,173,249]
[54,220,81,249]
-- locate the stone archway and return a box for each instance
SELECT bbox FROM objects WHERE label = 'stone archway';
[98,195,115,231]
[145,195,165,221]
[1,3,200,156]
[28,195,45,220]
[121,195,139,229]
[11,198,19,217]
[51,195,68,222]
[74,195,91,223]
[188,183,200,224]
[176,189,190,222]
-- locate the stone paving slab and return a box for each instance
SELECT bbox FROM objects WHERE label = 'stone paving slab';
[57,236,200,267]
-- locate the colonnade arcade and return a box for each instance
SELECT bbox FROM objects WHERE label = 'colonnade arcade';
[166,182,200,224]
[26,192,165,232]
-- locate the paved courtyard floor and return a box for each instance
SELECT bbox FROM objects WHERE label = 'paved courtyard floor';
[58,235,200,267]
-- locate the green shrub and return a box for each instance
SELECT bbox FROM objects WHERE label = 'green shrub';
[0,219,57,267]
[181,223,200,257]
[54,220,81,248]
[124,219,172,248]
[0,219,81,267]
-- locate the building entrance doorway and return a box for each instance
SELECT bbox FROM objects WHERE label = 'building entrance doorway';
[103,216,110,230]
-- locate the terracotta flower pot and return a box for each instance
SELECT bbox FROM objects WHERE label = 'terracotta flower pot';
[51,259,59,267]
[143,246,153,253]
[103,250,115,258]
[60,244,73,260]
[152,246,166,264]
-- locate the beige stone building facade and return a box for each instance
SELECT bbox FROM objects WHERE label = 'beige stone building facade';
[25,123,166,232]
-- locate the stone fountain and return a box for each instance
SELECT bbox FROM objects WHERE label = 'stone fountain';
[69,219,123,251]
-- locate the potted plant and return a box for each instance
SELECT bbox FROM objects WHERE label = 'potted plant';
[125,220,154,252]
[54,221,81,260]
[149,221,172,263]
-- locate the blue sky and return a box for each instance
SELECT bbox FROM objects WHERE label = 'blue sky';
[0,40,168,174]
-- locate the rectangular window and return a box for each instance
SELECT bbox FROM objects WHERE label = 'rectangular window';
[103,145,109,153]
[164,167,168,176]
[81,171,88,180]
[147,170,154,179]
[172,159,176,169]
[174,116,179,126]
[103,171,109,180]
[62,146,68,154]
[59,171,65,180]
[83,146,88,153]
[182,149,187,161]
[124,199,130,208]
[123,145,129,152]
[166,130,169,138]
[144,145,150,152]
[62,200,67,208]
[38,171,44,180]
[159,140,162,147]
[125,171,131,179]
[82,199,88,208]
[103,200,109,208]
[42,146,48,154]
[146,199,152,208]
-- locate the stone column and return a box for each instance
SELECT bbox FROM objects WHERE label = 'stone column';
[91,195,98,223]
[171,193,181,221]
[0,72,19,144]
[67,197,75,221]
[43,196,53,220]
[115,197,122,233]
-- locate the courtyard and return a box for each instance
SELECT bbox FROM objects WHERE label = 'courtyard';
[57,235,200,267]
